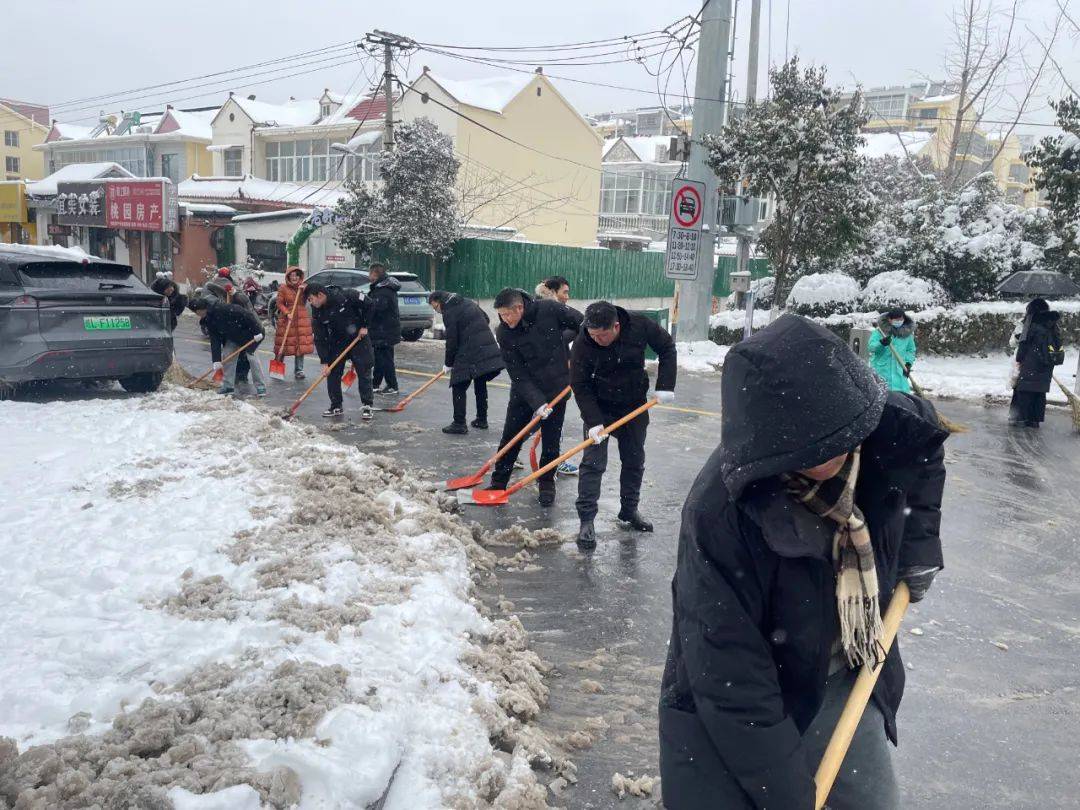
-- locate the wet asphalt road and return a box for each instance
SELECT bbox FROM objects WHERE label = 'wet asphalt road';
[40,319,1080,808]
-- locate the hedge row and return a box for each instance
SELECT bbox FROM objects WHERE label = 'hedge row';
[709,304,1080,355]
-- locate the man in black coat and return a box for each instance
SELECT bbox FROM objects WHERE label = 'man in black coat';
[367,263,402,395]
[571,301,676,547]
[429,291,505,434]
[305,282,375,420]
[189,296,265,396]
[491,287,584,505]
[658,315,947,810]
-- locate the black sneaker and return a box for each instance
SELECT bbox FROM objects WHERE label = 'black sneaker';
[442,422,468,435]
[471,418,488,430]
[576,521,596,549]
[294,370,306,380]
[376,386,399,395]
[322,407,344,418]
[361,405,374,421]
[617,509,654,532]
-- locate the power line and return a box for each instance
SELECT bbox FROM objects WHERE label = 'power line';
[412,29,679,52]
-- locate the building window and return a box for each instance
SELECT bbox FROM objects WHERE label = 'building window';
[1008,164,1030,184]
[320,103,331,118]
[247,239,287,275]
[265,138,380,184]
[3,130,18,147]
[4,156,19,173]
[50,146,148,176]
[161,153,180,184]
[918,107,938,120]
[223,147,243,176]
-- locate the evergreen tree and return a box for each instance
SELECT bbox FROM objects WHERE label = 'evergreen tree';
[1026,95,1080,280]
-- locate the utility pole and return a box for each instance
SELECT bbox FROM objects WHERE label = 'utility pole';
[678,0,733,342]
[368,30,413,153]
[735,0,762,288]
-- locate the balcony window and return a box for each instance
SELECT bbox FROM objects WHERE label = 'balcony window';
[223,147,243,176]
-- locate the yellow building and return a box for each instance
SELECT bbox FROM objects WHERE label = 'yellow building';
[400,69,603,246]
[0,99,49,182]
[988,130,1037,206]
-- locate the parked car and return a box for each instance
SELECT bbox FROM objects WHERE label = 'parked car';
[0,244,173,397]
[270,268,434,341]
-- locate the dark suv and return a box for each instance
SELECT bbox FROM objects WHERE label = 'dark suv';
[0,245,173,397]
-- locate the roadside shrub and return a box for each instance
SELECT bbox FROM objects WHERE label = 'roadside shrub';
[787,272,861,317]
[860,271,949,312]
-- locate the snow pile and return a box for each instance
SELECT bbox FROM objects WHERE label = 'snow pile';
[0,390,562,809]
[673,340,729,373]
[787,272,861,316]
[860,270,949,312]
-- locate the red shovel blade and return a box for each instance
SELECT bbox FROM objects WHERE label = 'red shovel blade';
[383,401,407,412]
[268,358,287,381]
[445,466,490,491]
[213,368,224,383]
[471,488,510,506]
[342,366,357,388]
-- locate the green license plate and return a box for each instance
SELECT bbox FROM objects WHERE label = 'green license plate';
[84,315,132,331]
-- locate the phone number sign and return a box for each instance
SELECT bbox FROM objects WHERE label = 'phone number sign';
[665,179,706,280]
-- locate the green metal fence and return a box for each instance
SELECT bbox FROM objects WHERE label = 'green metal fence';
[377,238,771,300]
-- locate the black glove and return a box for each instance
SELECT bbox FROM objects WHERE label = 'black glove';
[880,334,892,346]
[903,362,912,377]
[899,566,940,603]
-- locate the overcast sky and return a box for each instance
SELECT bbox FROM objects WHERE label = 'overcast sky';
[3,0,1075,134]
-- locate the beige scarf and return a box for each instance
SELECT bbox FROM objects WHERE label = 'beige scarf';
[783,448,885,668]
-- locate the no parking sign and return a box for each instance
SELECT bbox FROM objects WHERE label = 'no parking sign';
[665,178,706,280]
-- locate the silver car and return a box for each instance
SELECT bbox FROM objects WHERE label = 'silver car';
[0,245,173,398]
[303,268,435,341]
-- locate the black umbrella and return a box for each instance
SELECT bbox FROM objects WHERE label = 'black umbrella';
[996,270,1080,297]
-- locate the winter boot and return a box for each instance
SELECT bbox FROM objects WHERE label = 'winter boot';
[470,417,489,430]
[254,385,267,397]
[322,407,344,418]
[537,480,556,507]
[617,508,654,533]
[576,520,596,549]
[442,422,468,435]
[361,405,374,421]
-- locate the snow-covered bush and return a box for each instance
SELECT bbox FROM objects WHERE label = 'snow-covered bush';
[725,275,775,310]
[860,271,948,312]
[787,272,861,316]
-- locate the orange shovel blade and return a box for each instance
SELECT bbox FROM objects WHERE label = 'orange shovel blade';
[268,358,287,381]
[212,368,224,383]
[342,366,357,388]
[445,467,489,491]
[471,488,510,506]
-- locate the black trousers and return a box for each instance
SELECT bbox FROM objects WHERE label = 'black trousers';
[451,371,498,424]
[235,351,250,381]
[575,402,649,522]
[491,393,567,487]
[326,344,374,408]
[1009,388,1047,424]
[372,344,398,390]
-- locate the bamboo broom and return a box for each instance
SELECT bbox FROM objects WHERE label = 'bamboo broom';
[1052,375,1080,431]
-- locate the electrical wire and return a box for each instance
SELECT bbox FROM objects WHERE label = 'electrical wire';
[412,29,676,52]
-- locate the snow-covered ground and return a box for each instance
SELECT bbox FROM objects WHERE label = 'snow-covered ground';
[0,389,558,809]
[917,349,1079,403]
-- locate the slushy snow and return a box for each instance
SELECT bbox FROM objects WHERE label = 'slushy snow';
[0,388,559,809]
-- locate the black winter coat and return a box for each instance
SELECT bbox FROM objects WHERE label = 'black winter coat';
[441,294,504,386]
[311,286,374,366]
[150,277,187,331]
[200,300,263,362]
[659,315,947,810]
[1015,310,1061,393]
[570,306,676,427]
[367,275,401,347]
[495,295,583,410]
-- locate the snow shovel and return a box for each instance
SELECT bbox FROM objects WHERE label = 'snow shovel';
[282,333,364,420]
[341,363,358,389]
[814,581,911,809]
[1052,375,1080,431]
[187,338,257,389]
[445,386,572,491]
[382,369,447,413]
[469,399,657,506]
[269,285,303,381]
[877,331,968,434]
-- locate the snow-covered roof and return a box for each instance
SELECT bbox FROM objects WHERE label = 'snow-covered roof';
[158,108,214,140]
[26,162,135,196]
[603,135,672,162]
[230,96,322,127]
[858,131,933,160]
[422,72,534,113]
[341,129,382,152]
[178,175,346,208]
[181,202,237,215]
[230,208,310,223]
[47,122,95,141]
[918,93,959,104]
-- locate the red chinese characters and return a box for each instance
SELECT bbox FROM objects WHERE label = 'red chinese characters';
[106,181,166,231]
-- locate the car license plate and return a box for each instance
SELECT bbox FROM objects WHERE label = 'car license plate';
[403,296,423,305]
[84,315,132,331]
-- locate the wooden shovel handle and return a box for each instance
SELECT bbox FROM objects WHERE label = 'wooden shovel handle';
[287,332,364,415]
[396,368,447,407]
[275,283,304,360]
[487,386,572,469]
[505,399,657,496]
[188,337,257,388]
[814,581,911,809]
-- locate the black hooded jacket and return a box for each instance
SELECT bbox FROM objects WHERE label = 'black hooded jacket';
[151,277,187,330]
[199,300,263,363]
[659,315,947,810]
[367,275,402,347]
[311,286,373,365]
[441,294,505,386]
[1015,309,1062,393]
[570,306,676,427]
[495,294,584,410]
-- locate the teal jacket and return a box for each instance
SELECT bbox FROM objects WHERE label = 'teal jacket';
[869,314,917,393]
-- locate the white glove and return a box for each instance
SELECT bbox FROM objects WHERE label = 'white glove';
[442,365,452,375]
[254,333,264,342]
[654,390,675,404]
[535,405,553,420]
[212,362,222,371]
[587,425,607,444]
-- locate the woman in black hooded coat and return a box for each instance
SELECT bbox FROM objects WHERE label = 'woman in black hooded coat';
[150,276,187,331]
[1009,298,1062,428]
[429,291,504,433]
[659,315,948,810]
